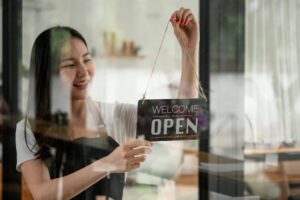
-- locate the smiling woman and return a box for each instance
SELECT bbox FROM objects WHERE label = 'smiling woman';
[16,26,152,200]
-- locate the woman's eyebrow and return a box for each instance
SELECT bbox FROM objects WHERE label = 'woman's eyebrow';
[60,57,74,62]
[82,52,90,57]
[60,52,90,62]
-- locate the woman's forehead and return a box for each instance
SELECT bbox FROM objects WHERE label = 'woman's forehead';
[60,37,88,58]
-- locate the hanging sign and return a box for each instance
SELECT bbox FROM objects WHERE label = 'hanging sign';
[137,98,208,141]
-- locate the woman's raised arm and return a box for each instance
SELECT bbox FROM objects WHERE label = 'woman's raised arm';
[170,8,200,99]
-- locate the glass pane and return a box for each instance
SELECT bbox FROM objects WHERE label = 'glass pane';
[245,0,300,200]
[20,1,200,200]
[207,0,246,199]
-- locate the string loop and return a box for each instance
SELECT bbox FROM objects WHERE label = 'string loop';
[142,20,207,104]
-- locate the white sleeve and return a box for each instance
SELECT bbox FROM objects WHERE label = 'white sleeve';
[15,119,39,172]
[101,102,137,145]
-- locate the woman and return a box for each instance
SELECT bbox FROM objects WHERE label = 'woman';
[16,8,200,200]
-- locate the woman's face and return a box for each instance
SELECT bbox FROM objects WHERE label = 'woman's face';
[58,37,96,100]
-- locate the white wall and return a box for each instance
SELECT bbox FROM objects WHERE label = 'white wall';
[22,0,199,69]
[21,0,199,107]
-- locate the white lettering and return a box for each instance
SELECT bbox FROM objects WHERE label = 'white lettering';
[176,118,185,134]
[152,106,162,114]
[150,117,199,137]
[164,119,174,135]
[151,119,161,135]
[172,105,179,113]
[161,106,168,113]
[179,105,186,113]
[186,117,198,133]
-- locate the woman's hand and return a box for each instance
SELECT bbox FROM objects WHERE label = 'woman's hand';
[170,7,199,52]
[101,140,152,173]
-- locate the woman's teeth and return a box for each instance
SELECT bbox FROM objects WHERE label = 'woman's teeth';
[75,82,86,86]
[74,81,88,87]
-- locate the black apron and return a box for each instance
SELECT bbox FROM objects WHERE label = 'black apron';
[48,136,125,200]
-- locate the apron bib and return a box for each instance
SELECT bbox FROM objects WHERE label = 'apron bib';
[48,136,125,200]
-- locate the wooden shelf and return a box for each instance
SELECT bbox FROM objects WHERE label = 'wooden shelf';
[245,147,300,156]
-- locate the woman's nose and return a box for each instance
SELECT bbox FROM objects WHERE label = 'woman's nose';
[76,62,87,78]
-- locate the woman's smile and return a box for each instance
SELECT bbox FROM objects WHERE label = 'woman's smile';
[73,79,90,90]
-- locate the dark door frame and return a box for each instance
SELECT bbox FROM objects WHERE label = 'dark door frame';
[2,0,22,199]
[199,0,210,199]
[199,0,245,198]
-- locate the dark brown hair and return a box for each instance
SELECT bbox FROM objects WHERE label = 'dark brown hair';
[25,26,87,160]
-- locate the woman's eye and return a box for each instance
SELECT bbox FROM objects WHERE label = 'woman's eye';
[84,59,91,63]
[62,63,75,68]
[67,64,75,67]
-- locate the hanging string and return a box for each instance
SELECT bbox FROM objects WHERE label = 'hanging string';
[142,20,170,104]
[141,19,207,104]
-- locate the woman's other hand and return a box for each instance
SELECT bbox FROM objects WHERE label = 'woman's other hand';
[170,7,199,51]
[101,140,152,173]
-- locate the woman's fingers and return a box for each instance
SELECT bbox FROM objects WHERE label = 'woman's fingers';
[182,9,191,25]
[170,7,193,25]
[125,140,151,150]
[170,11,179,26]
[177,7,185,24]
[170,10,177,20]
[185,13,195,26]
[129,155,147,165]
[126,147,152,158]
[124,155,146,172]
[106,140,153,173]
[117,140,153,172]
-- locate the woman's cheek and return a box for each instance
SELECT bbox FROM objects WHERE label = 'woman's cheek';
[59,72,74,90]
[88,64,96,78]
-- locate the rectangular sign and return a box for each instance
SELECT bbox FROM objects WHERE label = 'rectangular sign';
[137,98,208,141]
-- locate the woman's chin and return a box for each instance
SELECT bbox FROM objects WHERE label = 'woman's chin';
[71,86,90,100]
[71,92,89,101]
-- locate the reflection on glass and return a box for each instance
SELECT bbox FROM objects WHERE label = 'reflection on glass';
[245,0,300,146]
[19,1,200,199]
[245,1,300,200]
